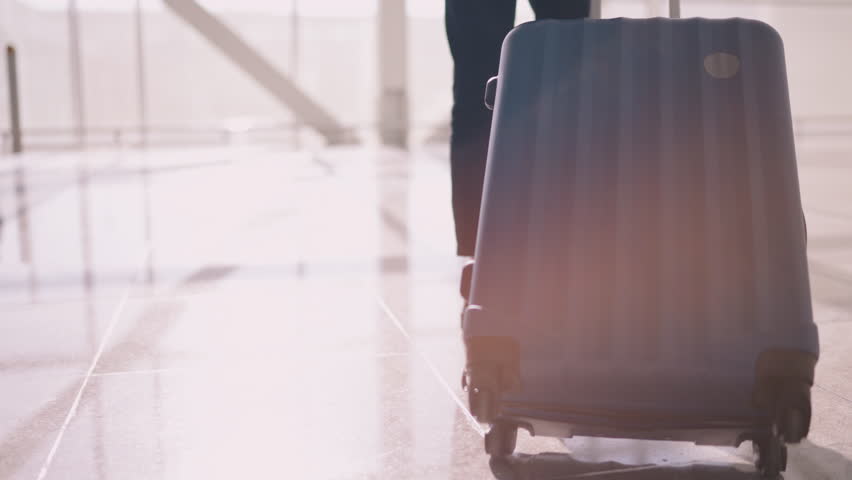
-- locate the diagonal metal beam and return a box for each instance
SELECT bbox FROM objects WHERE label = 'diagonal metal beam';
[163,0,354,144]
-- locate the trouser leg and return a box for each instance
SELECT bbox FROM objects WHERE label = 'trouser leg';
[445,0,516,256]
[529,0,590,20]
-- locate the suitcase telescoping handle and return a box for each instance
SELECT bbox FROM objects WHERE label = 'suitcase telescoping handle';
[590,0,681,19]
[484,0,683,110]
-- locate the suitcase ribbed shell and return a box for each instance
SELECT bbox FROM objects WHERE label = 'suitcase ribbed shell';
[466,18,819,419]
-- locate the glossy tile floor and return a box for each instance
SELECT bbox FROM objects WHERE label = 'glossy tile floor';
[1,140,851,479]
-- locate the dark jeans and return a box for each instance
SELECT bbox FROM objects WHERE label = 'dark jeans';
[445,0,590,256]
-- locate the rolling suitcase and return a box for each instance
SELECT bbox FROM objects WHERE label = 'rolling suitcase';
[461,2,819,477]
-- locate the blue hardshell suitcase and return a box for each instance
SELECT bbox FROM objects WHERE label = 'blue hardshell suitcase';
[462,14,819,478]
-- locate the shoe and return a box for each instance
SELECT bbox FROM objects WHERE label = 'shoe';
[460,260,474,328]
[460,260,474,301]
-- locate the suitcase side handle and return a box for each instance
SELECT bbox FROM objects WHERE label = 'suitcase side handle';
[484,76,498,111]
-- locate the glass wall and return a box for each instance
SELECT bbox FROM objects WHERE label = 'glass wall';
[0,0,850,152]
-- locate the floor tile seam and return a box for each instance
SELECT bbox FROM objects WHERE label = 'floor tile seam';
[34,249,151,480]
[86,353,412,378]
[375,295,485,437]
[0,289,225,311]
[814,383,852,406]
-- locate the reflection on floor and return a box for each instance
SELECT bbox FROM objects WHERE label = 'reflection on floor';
[0,141,851,479]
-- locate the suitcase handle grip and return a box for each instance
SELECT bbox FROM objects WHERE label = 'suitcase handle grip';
[490,1,681,110]
[591,0,680,19]
[484,76,498,110]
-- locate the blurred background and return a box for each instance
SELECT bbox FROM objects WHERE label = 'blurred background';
[2,2,852,479]
[1,0,851,152]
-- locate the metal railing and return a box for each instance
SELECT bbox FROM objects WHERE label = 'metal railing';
[0,123,307,152]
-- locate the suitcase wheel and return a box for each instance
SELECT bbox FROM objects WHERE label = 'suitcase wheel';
[484,421,517,458]
[754,426,787,478]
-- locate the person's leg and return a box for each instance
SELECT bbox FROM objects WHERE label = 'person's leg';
[445,0,516,257]
[529,0,590,20]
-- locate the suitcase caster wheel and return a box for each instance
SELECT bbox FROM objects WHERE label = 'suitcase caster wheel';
[484,422,517,458]
[754,431,787,478]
